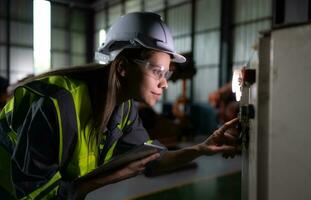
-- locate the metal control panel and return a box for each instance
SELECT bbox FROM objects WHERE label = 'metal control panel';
[232,67,256,200]
[232,67,256,148]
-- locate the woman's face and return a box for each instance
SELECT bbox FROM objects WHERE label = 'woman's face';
[124,51,171,107]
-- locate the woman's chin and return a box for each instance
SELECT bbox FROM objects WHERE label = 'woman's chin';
[144,98,157,107]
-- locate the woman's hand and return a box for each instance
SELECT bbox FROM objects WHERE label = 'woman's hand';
[198,118,241,158]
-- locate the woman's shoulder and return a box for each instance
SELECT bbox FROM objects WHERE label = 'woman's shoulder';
[37,75,88,94]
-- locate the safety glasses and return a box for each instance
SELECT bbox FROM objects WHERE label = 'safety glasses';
[132,59,173,80]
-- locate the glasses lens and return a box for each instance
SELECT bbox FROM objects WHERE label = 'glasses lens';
[164,71,173,80]
[133,59,172,80]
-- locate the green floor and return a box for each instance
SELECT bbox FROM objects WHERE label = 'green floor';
[132,171,241,200]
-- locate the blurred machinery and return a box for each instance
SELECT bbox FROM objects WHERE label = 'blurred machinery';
[208,82,239,124]
[170,53,196,139]
[138,103,181,148]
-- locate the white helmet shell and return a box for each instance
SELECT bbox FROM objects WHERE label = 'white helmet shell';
[95,12,186,64]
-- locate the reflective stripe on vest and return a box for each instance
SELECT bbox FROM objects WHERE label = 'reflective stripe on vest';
[103,100,132,164]
[21,172,62,200]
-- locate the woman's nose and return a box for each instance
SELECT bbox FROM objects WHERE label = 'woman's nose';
[159,78,168,89]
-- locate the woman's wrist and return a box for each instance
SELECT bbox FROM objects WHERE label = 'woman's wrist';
[196,142,214,156]
[193,143,205,156]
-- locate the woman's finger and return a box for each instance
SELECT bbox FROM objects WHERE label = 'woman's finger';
[210,144,236,153]
[217,118,239,136]
[223,132,238,144]
[225,127,240,137]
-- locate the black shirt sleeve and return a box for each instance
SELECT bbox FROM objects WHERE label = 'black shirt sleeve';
[11,97,62,198]
[116,101,167,175]
[119,101,163,147]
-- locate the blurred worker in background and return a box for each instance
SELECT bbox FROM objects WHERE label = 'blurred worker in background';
[0,12,241,200]
[0,76,9,111]
[208,82,239,124]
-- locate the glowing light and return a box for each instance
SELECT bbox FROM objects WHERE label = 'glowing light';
[99,29,106,46]
[33,0,51,74]
[98,29,106,64]
[232,69,242,101]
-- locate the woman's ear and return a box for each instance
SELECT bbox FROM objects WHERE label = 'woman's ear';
[116,58,128,77]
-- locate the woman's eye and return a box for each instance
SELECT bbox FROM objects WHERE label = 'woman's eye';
[152,69,163,77]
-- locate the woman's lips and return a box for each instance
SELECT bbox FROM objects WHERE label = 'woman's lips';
[151,92,162,99]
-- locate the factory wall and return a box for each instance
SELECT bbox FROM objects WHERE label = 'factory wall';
[0,0,91,84]
[0,0,272,101]
[51,4,90,69]
[0,0,33,83]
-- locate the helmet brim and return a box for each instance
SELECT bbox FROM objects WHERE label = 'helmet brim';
[170,52,187,63]
[96,45,187,64]
[134,40,186,63]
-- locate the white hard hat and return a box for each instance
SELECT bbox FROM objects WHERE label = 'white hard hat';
[95,12,186,64]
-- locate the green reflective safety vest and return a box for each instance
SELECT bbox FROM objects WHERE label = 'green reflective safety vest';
[0,75,150,199]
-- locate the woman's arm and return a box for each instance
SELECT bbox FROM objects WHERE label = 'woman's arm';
[152,118,241,173]
[67,152,160,199]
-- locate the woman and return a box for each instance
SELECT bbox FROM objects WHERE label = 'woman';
[0,12,240,199]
